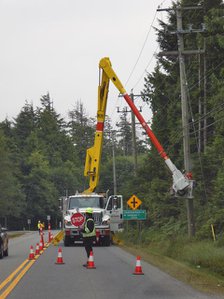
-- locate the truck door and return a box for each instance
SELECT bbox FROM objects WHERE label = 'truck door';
[105,195,123,232]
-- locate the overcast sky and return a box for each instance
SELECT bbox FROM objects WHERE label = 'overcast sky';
[0,0,173,126]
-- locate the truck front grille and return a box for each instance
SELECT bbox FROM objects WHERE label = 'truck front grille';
[93,213,102,225]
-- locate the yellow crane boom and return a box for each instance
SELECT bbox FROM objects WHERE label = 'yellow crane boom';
[84,57,193,197]
[83,59,111,193]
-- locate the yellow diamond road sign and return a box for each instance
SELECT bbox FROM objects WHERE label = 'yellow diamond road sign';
[127,195,142,210]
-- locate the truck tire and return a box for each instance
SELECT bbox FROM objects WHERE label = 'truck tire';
[64,236,71,247]
[0,243,3,259]
[4,247,8,257]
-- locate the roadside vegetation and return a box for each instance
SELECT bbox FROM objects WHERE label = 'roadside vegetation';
[116,227,224,296]
[8,232,25,239]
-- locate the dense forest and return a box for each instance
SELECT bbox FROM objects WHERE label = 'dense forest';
[1,0,224,239]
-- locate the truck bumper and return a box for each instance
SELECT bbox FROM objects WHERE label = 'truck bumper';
[64,226,111,246]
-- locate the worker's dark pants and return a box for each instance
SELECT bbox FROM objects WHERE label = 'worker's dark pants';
[83,236,96,259]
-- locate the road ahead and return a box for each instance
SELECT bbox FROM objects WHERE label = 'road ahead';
[0,232,222,299]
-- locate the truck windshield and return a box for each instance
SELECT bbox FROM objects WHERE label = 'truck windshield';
[69,196,104,209]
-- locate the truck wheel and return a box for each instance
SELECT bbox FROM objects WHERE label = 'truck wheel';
[64,236,70,247]
[4,247,8,257]
[0,243,3,259]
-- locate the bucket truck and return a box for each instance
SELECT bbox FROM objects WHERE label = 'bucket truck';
[63,57,194,247]
[63,58,123,246]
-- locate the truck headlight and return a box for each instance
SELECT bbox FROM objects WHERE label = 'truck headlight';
[102,219,110,225]
[102,215,110,226]
[65,220,72,226]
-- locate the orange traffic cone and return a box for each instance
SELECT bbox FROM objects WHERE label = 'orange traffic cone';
[50,232,53,241]
[48,231,51,243]
[87,251,96,269]
[39,240,43,251]
[28,245,35,260]
[55,247,65,264]
[96,230,100,244]
[133,256,144,275]
[35,243,40,255]
[48,224,52,243]
[40,227,45,248]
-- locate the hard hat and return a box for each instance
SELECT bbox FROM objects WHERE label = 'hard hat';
[86,207,93,214]
[38,220,41,223]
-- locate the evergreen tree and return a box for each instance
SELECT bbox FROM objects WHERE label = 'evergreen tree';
[13,101,36,151]
[0,130,25,220]
[36,93,74,166]
[116,110,133,156]
[67,100,95,163]
[23,150,58,218]
[138,0,224,235]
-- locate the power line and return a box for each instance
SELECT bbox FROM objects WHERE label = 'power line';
[187,59,224,93]
[132,45,159,90]
[140,56,224,136]
[131,2,172,90]
[189,116,224,135]
[125,10,158,87]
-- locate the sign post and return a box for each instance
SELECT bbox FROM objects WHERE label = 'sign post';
[27,219,31,231]
[47,215,51,229]
[126,195,146,245]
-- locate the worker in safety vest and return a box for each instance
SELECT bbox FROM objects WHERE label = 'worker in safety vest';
[81,207,96,267]
[37,220,41,234]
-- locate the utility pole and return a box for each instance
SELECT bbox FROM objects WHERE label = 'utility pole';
[198,52,202,153]
[203,38,207,151]
[130,90,138,175]
[111,132,117,195]
[158,5,205,237]
[176,7,195,237]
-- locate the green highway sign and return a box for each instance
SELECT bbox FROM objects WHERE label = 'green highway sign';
[123,210,147,220]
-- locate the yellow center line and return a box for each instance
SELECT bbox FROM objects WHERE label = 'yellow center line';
[0,259,29,291]
[0,259,35,299]
[0,241,51,298]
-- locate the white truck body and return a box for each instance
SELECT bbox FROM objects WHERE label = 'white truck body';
[63,193,123,246]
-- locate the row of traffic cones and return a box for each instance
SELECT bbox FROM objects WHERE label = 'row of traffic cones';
[28,226,53,260]
[54,247,144,274]
[29,225,143,273]
[28,241,45,260]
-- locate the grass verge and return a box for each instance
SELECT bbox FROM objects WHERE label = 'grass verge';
[8,232,25,239]
[114,237,224,297]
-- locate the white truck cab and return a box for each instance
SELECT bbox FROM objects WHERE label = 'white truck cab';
[63,193,123,246]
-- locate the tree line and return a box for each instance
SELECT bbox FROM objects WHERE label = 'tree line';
[1,0,224,239]
[0,94,145,229]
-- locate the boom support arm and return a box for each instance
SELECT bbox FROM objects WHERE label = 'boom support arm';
[99,57,192,196]
[83,65,110,193]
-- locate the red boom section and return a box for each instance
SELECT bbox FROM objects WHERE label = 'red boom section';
[96,121,104,132]
[123,93,168,160]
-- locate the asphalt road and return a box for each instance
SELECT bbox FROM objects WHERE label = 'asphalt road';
[0,232,223,299]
